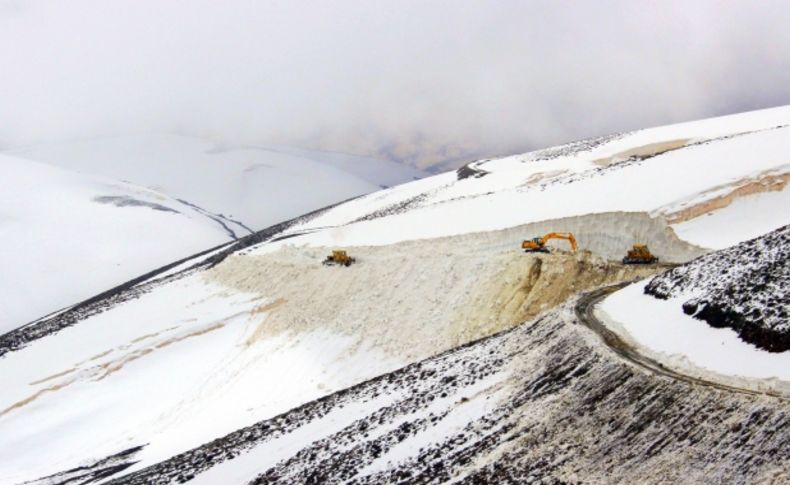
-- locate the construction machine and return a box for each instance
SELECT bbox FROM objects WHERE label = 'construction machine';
[622,244,658,264]
[522,232,577,253]
[323,249,356,267]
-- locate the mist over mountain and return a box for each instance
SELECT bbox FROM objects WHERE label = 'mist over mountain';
[1,0,789,168]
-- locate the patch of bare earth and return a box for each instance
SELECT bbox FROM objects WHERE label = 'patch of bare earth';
[592,138,690,167]
[664,169,790,224]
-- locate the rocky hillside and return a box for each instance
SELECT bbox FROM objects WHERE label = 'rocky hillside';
[645,224,789,352]
[110,303,789,485]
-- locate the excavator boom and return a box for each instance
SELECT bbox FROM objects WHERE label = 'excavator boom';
[522,232,577,253]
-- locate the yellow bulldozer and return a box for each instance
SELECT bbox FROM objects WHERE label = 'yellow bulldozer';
[622,244,658,264]
[323,249,356,267]
[522,232,577,253]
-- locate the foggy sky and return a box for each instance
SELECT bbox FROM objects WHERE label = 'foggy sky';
[1,0,789,168]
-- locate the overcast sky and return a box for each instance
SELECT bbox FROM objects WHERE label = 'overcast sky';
[1,0,789,168]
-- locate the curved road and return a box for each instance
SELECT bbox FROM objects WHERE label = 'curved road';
[575,283,787,400]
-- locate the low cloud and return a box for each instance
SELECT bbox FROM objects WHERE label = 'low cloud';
[1,0,789,168]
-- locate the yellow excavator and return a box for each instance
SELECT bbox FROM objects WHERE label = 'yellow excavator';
[522,232,577,253]
[323,249,356,267]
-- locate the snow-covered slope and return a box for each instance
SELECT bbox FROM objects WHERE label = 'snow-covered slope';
[0,155,248,330]
[1,107,789,484]
[245,105,790,251]
[7,134,426,231]
[113,305,789,485]
[646,224,789,351]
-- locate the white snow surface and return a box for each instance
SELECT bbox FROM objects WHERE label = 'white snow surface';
[2,106,790,483]
[247,105,790,252]
[597,280,790,383]
[0,155,243,330]
[672,187,790,249]
[8,134,426,231]
[0,275,398,483]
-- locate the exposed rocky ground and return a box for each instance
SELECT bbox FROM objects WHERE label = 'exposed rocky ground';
[111,301,789,485]
[645,224,790,352]
[528,132,628,162]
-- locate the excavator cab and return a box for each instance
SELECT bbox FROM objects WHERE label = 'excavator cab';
[522,237,550,253]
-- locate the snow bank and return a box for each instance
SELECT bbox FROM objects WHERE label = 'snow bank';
[208,219,669,362]
[254,211,706,263]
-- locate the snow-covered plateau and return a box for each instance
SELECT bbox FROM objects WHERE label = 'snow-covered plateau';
[1,106,789,484]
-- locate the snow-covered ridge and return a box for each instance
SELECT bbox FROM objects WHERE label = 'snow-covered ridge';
[2,134,424,330]
[7,134,426,231]
[0,154,248,330]
[253,105,790,251]
[645,224,790,352]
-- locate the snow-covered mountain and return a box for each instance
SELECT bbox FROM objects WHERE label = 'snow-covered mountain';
[1,106,788,484]
[1,136,424,330]
[0,154,248,330]
[7,134,426,231]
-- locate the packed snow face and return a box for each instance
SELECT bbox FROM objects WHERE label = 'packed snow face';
[111,303,789,485]
[7,134,426,231]
[252,106,790,251]
[644,225,790,352]
[207,217,671,362]
[0,154,246,330]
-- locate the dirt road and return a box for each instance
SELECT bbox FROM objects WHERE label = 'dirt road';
[575,283,787,400]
